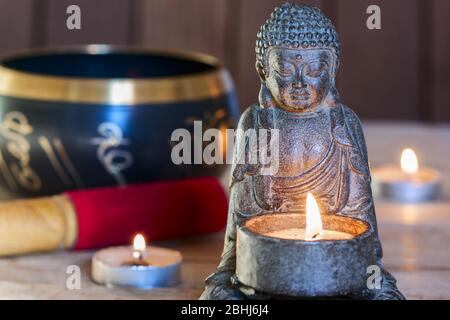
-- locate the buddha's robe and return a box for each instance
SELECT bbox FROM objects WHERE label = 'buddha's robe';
[230,104,377,223]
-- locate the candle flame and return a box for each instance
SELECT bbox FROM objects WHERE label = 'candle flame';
[305,192,323,240]
[133,234,146,259]
[401,148,418,174]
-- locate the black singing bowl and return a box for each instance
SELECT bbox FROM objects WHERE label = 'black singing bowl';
[0,45,239,199]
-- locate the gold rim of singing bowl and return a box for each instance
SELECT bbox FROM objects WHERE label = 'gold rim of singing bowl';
[0,45,234,105]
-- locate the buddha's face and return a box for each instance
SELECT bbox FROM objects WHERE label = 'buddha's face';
[262,48,335,112]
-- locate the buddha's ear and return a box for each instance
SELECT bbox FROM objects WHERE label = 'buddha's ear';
[331,52,339,79]
[255,61,266,83]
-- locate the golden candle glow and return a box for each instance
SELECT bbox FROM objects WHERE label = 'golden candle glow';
[133,234,146,259]
[305,192,323,240]
[400,148,418,174]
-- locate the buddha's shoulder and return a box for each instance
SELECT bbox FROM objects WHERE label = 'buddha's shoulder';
[236,104,261,130]
[237,104,365,129]
[338,104,363,127]
[335,104,369,165]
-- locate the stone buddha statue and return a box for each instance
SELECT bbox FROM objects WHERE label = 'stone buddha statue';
[200,2,404,300]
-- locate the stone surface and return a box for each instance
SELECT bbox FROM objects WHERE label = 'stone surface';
[201,3,402,300]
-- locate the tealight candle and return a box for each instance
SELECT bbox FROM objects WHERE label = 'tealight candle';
[372,148,441,202]
[264,193,353,241]
[235,193,376,297]
[91,234,182,288]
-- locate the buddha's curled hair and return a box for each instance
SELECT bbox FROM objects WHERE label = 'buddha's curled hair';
[256,2,340,74]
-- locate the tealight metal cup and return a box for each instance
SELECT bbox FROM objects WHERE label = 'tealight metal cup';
[91,246,182,289]
[372,165,441,202]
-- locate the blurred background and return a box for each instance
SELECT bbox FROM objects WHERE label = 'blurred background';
[0,0,449,122]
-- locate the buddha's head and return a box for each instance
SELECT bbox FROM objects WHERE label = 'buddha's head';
[256,3,340,112]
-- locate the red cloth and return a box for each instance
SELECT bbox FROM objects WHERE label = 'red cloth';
[65,177,228,250]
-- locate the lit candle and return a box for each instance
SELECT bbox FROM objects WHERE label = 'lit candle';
[265,193,353,241]
[91,233,182,288]
[235,195,376,297]
[372,148,441,202]
[131,234,146,261]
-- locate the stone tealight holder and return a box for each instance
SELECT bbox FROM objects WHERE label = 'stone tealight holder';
[235,213,376,297]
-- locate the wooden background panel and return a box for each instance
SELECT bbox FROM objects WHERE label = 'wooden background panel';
[334,0,421,120]
[0,0,449,122]
[432,0,450,122]
[132,0,227,61]
[0,0,34,55]
[44,0,131,45]
[229,0,284,110]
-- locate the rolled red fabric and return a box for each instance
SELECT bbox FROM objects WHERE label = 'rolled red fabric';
[66,177,228,250]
